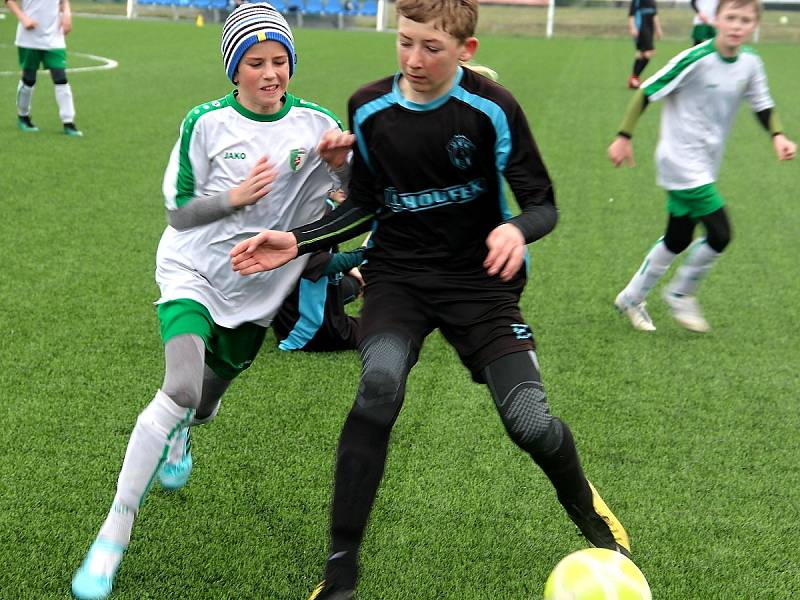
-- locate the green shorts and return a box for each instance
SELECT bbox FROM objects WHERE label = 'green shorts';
[667,184,724,219]
[157,299,267,381]
[18,47,67,70]
[692,24,716,44]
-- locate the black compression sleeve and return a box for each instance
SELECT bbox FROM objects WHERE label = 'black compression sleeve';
[291,197,376,256]
[755,108,783,136]
[507,200,558,244]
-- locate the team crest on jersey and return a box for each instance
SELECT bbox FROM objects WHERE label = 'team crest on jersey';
[447,135,475,170]
[289,148,308,172]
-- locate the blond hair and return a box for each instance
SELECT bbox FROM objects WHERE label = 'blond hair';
[396,0,478,42]
[717,0,763,16]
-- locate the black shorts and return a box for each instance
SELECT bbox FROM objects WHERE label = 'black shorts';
[359,265,536,383]
[636,26,655,51]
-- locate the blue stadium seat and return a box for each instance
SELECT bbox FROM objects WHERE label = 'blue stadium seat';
[303,0,324,15]
[359,0,377,16]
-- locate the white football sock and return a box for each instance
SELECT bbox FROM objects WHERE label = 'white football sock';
[97,390,193,546]
[622,239,677,305]
[16,81,34,117]
[667,239,720,297]
[54,83,76,123]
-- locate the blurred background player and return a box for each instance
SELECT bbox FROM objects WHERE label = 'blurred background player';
[232,0,632,597]
[627,0,662,89]
[609,0,795,333]
[6,0,83,135]
[691,0,719,44]
[273,191,366,353]
[70,4,353,599]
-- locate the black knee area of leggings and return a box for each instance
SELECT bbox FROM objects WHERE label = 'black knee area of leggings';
[701,208,732,252]
[663,214,695,254]
[484,351,562,456]
[352,333,414,430]
[22,70,37,87]
[50,68,68,85]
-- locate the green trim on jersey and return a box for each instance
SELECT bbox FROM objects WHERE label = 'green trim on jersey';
[157,298,266,380]
[175,95,231,207]
[228,90,294,121]
[666,183,724,219]
[294,96,344,130]
[643,41,716,98]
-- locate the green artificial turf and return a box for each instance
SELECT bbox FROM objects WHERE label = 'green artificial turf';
[0,14,798,599]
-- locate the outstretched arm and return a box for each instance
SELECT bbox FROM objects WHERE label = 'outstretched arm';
[231,197,376,275]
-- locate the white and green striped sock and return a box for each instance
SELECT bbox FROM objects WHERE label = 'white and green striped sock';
[96,391,193,546]
[667,239,720,297]
[622,239,677,305]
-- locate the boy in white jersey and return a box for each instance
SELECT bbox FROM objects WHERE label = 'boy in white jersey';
[6,0,82,135]
[70,4,353,599]
[608,0,795,333]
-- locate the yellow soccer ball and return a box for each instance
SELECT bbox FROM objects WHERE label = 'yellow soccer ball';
[543,548,651,600]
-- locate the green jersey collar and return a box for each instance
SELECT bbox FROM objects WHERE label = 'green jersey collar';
[227,90,295,121]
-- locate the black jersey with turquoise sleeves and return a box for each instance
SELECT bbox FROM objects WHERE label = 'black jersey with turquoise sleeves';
[292,67,557,273]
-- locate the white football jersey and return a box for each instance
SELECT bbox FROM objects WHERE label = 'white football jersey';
[14,0,65,50]
[692,0,719,26]
[156,91,343,328]
[641,41,774,190]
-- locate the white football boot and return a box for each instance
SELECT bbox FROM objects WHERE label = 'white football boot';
[614,292,656,332]
[662,290,710,333]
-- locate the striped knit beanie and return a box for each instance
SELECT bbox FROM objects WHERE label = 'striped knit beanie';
[221,2,296,82]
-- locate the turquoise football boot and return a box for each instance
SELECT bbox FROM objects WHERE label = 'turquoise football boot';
[157,427,192,490]
[17,115,39,132]
[71,539,126,600]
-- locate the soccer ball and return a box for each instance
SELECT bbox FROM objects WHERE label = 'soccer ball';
[543,548,651,600]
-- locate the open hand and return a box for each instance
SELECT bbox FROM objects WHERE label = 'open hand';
[230,230,298,275]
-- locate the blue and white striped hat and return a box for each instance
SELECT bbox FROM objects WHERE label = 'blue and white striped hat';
[221,2,296,82]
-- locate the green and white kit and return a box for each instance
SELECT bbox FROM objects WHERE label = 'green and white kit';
[641,40,774,192]
[14,0,66,49]
[156,91,343,329]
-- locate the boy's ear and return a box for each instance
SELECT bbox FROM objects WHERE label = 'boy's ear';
[459,37,479,63]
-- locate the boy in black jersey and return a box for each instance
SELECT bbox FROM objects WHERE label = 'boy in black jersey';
[628,0,663,88]
[232,0,631,596]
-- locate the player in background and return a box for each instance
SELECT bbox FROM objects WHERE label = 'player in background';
[232,0,631,597]
[70,4,353,599]
[272,190,366,353]
[6,0,83,135]
[691,0,719,45]
[628,0,663,89]
[609,0,795,333]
